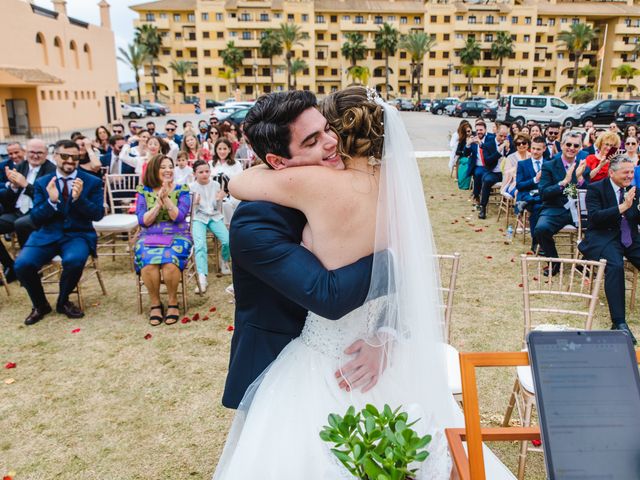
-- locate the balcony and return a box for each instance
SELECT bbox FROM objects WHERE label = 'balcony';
[134,18,171,30]
[612,40,638,52]
[338,20,378,32]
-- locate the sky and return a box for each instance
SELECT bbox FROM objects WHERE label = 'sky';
[32,0,140,84]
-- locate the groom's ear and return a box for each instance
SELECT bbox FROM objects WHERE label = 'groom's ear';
[264,153,288,170]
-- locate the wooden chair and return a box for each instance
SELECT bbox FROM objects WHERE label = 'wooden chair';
[535,193,587,259]
[626,262,639,312]
[135,193,203,315]
[501,254,606,480]
[0,266,10,296]
[93,174,140,262]
[40,255,107,311]
[514,209,530,246]
[436,253,463,404]
[496,193,514,228]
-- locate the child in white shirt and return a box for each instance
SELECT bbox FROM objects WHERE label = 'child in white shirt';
[174,151,194,185]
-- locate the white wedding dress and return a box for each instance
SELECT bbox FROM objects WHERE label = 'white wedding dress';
[213,301,452,480]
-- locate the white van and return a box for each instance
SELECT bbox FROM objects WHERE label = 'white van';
[497,95,579,128]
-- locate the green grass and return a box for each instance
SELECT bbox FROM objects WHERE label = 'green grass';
[0,157,618,479]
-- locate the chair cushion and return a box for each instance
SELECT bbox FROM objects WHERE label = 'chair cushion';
[93,214,138,232]
[446,343,462,395]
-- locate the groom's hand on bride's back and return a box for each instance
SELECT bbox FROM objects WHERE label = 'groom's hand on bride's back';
[335,339,387,393]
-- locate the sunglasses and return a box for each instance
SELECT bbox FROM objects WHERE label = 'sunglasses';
[165,128,176,132]
[113,130,124,134]
[626,142,638,146]
[547,131,559,136]
[564,143,581,149]
[515,141,529,146]
[57,153,79,161]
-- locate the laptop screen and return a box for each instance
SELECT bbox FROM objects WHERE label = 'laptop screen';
[528,331,640,480]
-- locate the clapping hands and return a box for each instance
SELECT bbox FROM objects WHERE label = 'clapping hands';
[5,167,27,188]
[621,186,636,213]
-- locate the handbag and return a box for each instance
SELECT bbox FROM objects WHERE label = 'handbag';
[143,234,172,247]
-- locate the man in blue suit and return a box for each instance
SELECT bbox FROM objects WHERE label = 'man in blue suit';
[222,91,380,409]
[542,122,562,160]
[516,136,547,251]
[0,142,26,197]
[14,139,104,325]
[535,131,590,275]
[99,134,135,175]
[579,155,639,344]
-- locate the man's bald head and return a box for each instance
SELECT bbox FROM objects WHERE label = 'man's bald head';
[25,138,48,167]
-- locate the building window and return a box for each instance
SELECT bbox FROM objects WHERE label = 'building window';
[400,69,406,75]
[400,16,407,24]
[549,18,555,26]
[400,51,406,59]
[429,51,436,59]
[302,50,309,58]
[173,14,181,22]
[387,15,396,22]
[260,13,269,21]
[330,51,337,58]
[443,51,449,59]
[53,36,65,67]
[414,16,421,24]
[242,31,252,40]
[443,33,450,41]
[455,33,463,40]
[428,86,435,93]
[456,15,463,21]
[561,17,568,23]
[317,33,324,40]
[192,85,199,93]
[486,15,494,25]
[216,13,223,21]
[204,67,212,74]
[36,32,48,65]
[145,13,155,21]
[240,13,251,21]
[572,18,579,25]
[400,86,406,94]
[187,13,195,23]
[205,85,212,93]
[288,14,294,21]
[217,32,224,39]
[485,33,493,42]
[468,16,476,24]
[523,52,529,59]
[444,15,450,23]
[558,52,564,59]
[203,32,210,39]
[243,49,252,58]
[69,41,79,67]
[190,68,198,76]
[331,33,337,41]
[318,68,325,76]
[547,35,554,43]
[525,16,531,24]
[331,15,337,22]
[428,68,435,75]
[200,12,208,21]
[302,14,309,22]
[176,50,183,57]
[175,32,182,39]
[318,85,325,94]
[524,35,530,42]
[375,16,383,24]
[331,68,338,75]
[537,18,543,26]
[511,16,518,24]
[316,14,325,23]
[220,85,227,93]
[189,50,197,58]
[355,15,364,24]
[499,15,506,22]
[374,51,382,60]
[430,15,437,22]
[243,67,252,76]
[159,13,167,19]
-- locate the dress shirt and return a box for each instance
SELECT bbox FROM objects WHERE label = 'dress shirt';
[15,165,41,213]
[48,170,78,209]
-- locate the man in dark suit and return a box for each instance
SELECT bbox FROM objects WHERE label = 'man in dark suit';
[99,134,135,175]
[222,91,380,409]
[516,136,547,251]
[477,123,509,219]
[0,139,56,282]
[0,142,26,196]
[14,139,104,325]
[579,155,639,344]
[535,131,590,274]
[542,122,562,160]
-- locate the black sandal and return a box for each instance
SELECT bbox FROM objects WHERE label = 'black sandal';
[164,304,180,325]
[149,304,164,326]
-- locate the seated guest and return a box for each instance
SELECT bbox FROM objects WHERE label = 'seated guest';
[111,122,125,137]
[516,136,546,252]
[100,134,135,175]
[134,154,192,326]
[162,120,182,148]
[0,139,57,282]
[14,139,104,325]
[476,123,509,220]
[0,142,26,194]
[585,131,621,182]
[461,120,495,207]
[174,152,194,185]
[73,135,102,175]
[119,129,151,176]
[578,154,639,344]
[93,125,111,155]
[542,122,562,160]
[624,125,639,154]
[501,132,531,198]
[535,131,590,275]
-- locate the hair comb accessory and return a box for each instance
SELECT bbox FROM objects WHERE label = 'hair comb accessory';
[368,155,381,166]
[365,86,379,102]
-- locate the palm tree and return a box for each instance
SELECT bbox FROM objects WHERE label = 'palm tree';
[557,23,599,93]
[612,64,639,95]
[399,31,435,103]
[259,29,283,93]
[347,65,371,85]
[490,31,514,99]
[278,23,308,90]
[134,24,163,102]
[117,43,148,104]
[342,32,367,66]
[578,64,596,89]
[290,58,308,90]
[374,23,399,100]
[169,60,193,103]
[221,41,244,91]
[459,37,481,96]
[217,68,236,94]
[632,42,640,61]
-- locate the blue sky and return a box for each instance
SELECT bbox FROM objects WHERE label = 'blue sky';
[33,0,139,83]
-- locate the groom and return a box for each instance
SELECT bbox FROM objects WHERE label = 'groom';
[222,90,381,409]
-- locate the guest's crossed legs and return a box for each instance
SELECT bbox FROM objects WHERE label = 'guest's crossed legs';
[534,209,573,259]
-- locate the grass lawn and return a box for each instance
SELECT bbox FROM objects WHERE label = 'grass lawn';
[1,157,617,479]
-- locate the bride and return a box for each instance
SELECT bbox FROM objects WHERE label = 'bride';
[213,86,515,479]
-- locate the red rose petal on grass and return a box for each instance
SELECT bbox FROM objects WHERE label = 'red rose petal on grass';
[430,196,434,199]
[532,439,542,447]
[526,251,534,255]
[498,228,504,232]
[201,315,209,321]
[533,276,539,281]
[192,313,200,321]
[4,476,14,480]
[4,362,16,369]
[474,228,484,233]
[226,325,235,332]
[209,306,217,313]
[510,258,515,263]
[485,256,493,260]
[71,328,81,334]
[144,333,152,340]
[181,317,191,324]
[518,283,524,288]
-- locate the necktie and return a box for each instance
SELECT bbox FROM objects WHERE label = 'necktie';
[61,178,71,202]
[534,160,540,173]
[619,188,633,248]
[478,144,485,166]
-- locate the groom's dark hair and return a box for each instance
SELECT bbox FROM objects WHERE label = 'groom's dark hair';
[243,90,317,168]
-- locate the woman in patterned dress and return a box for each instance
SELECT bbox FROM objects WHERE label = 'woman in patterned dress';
[134,154,192,326]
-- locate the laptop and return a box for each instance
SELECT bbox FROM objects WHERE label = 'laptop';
[527,330,640,480]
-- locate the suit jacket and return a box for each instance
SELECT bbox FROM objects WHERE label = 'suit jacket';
[0,160,56,214]
[223,201,374,409]
[543,140,562,160]
[27,169,104,253]
[579,178,640,260]
[516,157,544,203]
[539,156,591,215]
[99,151,136,175]
[462,133,501,177]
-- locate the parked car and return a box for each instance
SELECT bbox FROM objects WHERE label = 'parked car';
[453,101,486,118]
[416,100,432,112]
[141,101,169,116]
[120,102,146,119]
[577,99,631,126]
[211,105,249,121]
[430,98,459,115]
[388,98,416,111]
[444,104,458,116]
[481,100,498,121]
[497,95,579,128]
[615,102,640,129]
[205,99,224,108]
[226,107,252,126]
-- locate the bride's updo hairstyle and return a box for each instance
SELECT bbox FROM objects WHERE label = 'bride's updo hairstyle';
[319,86,384,163]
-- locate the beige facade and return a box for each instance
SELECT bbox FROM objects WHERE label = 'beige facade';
[131,0,640,101]
[0,0,120,141]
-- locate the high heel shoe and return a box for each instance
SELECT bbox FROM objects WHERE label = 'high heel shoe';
[149,304,164,326]
[164,304,180,325]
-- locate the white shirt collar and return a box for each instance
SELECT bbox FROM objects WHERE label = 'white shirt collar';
[610,178,622,196]
[56,170,78,181]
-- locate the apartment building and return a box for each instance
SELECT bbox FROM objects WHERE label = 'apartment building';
[131,0,640,101]
[1,0,120,140]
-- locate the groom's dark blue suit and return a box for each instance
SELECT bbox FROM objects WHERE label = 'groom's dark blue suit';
[223,201,374,409]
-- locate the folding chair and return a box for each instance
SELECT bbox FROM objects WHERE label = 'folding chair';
[40,255,107,311]
[496,193,514,228]
[502,254,606,480]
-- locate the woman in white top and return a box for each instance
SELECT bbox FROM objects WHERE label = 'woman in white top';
[210,138,243,226]
[501,133,530,198]
[119,129,151,175]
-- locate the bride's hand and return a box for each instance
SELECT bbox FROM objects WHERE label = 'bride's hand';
[335,339,387,393]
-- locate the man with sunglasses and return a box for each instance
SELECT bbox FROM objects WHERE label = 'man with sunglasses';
[542,122,562,160]
[535,132,590,275]
[0,139,56,283]
[162,121,182,149]
[111,123,125,136]
[516,136,547,252]
[13,139,104,325]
